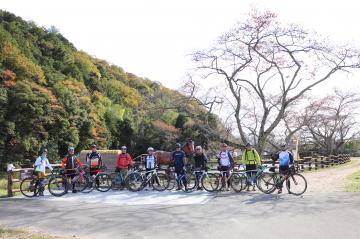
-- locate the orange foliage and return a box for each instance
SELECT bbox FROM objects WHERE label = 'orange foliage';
[0,69,17,88]
[152,120,179,134]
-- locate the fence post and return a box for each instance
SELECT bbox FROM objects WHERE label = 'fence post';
[7,171,13,197]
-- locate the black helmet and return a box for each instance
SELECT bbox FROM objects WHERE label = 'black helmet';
[245,142,251,147]
[41,148,48,154]
[175,143,181,148]
[91,144,97,148]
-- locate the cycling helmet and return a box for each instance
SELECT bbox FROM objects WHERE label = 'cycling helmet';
[68,146,74,151]
[222,143,228,147]
[195,145,202,151]
[91,144,97,148]
[147,147,154,152]
[121,146,127,150]
[175,143,181,148]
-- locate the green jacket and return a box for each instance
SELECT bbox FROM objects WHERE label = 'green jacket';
[241,149,261,165]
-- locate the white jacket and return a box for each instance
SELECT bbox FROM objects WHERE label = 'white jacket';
[34,156,53,173]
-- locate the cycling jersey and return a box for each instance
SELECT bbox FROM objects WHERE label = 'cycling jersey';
[86,152,102,170]
[277,150,294,167]
[217,151,234,167]
[172,150,186,169]
[116,153,133,169]
[145,155,157,170]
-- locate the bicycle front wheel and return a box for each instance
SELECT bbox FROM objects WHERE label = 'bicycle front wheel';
[95,173,112,192]
[126,172,144,192]
[152,173,170,191]
[256,173,276,194]
[201,173,219,192]
[74,176,89,192]
[48,176,68,197]
[286,173,307,196]
[230,173,244,193]
[20,177,37,197]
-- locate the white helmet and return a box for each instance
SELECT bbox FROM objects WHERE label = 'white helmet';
[147,147,154,152]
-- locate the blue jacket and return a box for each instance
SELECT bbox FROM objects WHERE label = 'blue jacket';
[172,150,186,168]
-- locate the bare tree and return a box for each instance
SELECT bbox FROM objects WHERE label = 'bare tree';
[192,9,360,154]
[303,90,360,154]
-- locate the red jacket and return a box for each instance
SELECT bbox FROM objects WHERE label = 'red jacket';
[116,153,133,169]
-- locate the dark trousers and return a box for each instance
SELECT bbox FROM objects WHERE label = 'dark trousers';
[220,166,231,187]
[245,164,257,185]
[175,167,187,187]
[279,166,290,189]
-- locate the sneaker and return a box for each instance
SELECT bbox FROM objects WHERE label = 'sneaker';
[246,186,250,192]
[72,189,77,193]
[278,189,282,194]
[227,187,231,191]
[252,186,256,191]
[176,187,181,191]
[39,192,44,196]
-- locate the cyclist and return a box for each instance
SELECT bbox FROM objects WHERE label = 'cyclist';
[144,147,157,189]
[116,146,134,186]
[217,143,234,191]
[61,147,83,193]
[274,142,294,194]
[172,143,187,191]
[193,145,208,190]
[34,148,53,196]
[86,144,102,187]
[242,143,261,191]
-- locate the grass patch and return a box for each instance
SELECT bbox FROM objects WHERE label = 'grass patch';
[344,170,360,192]
[0,226,72,239]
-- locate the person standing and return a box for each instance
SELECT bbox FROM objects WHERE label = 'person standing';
[242,143,262,191]
[172,143,187,191]
[86,144,102,187]
[116,146,134,185]
[61,147,83,193]
[193,145,208,190]
[217,143,234,191]
[274,142,294,194]
[34,148,53,196]
[144,147,157,189]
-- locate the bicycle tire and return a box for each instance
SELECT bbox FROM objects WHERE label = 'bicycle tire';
[286,173,307,196]
[82,175,95,193]
[95,173,112,192]
[201,173,219,192]
[74,175,89,192]
[152,173,170,191]
[125,172,143,192]
[48,176,68,197]
[20,177,37,197]
[230,173,244,192]
[256,173,276,194]
[167,177,176,191]
[110,172,126,190]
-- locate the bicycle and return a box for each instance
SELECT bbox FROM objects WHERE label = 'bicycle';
[20,171,55,197]
[233,165,270,193]
[82,165,112,193]
[48,167,88,197]
[187,167,219,193]
[256,165,307,196]
[214,167,235,192]
[126,167,169,192]
[109,167,136,190]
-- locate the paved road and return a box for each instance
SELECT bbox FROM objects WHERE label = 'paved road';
[1,191,360,239]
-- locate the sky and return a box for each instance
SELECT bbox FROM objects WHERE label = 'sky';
[1,0,360,91]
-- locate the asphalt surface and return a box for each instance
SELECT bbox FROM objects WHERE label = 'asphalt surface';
[1,191,360,239]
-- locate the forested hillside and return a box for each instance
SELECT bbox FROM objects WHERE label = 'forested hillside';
[0,10,232,167]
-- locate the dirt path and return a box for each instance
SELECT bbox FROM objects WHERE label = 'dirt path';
[305,158,360,193]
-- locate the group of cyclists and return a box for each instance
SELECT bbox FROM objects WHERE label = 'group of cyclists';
[33,140,295,196]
